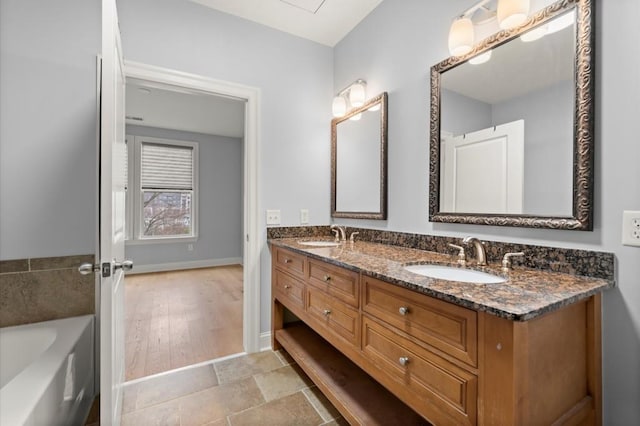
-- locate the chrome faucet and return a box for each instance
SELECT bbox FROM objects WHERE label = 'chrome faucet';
[330,224,347,242]
[462,236,487,266]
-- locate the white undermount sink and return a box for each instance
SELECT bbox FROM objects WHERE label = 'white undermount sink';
[404,264,506,284]
[298,240,340,247]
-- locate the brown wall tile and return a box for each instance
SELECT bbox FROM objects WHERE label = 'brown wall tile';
[0,267,95,327]
[30,254,94,271]
[0,259,29,274]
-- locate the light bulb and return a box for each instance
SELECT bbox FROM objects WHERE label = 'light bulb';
[497,0,530,29]
[547,10,575,34]
[349,113,362,121]
[448,17,474,56]
[349,82,366,107]
[332,96,346,117]
[520,25,547,42]
[469,50,492,65]
[368,103,381,112]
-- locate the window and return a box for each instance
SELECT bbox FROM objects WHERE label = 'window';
[126,136,198,243]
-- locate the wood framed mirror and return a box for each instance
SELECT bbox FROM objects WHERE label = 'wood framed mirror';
[429,0,594,230]
[331,92,388,220]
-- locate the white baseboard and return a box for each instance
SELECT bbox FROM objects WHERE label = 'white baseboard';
[259,332,272,351]
[127,257,242,275]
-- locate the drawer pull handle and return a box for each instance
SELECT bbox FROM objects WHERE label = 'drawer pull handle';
[283,285,291,289]
[398,306,410,315]
[323,275,331,282]
[284,258,292,264]
[398,357,410,366]
[323,309,332,316]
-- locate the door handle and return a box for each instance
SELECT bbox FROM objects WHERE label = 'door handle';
[113,260,133,272]
[78,263,100,275]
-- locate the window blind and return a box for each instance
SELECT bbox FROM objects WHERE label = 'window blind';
[141,143,193,190]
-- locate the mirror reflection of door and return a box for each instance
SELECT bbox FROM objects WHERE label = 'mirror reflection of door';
[440,120,524,214]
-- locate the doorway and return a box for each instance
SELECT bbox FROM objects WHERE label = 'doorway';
[125,62,260,380]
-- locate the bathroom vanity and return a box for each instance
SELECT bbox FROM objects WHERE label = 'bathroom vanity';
[270,238,610,425]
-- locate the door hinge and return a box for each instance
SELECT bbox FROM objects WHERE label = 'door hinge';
[102,262,111,278]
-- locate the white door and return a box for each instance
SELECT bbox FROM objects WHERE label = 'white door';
[441,120,524,214]
[100,0,128,424]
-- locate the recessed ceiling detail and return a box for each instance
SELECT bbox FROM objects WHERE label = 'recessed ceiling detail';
[190,0,383,46]
[280,0,326,14]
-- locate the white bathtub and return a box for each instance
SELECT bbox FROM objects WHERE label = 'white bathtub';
[0,315,95,426]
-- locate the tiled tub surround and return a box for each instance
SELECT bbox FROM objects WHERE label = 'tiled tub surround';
[267,226,615,281]
[269,236,613,321]
[0,254,95,327]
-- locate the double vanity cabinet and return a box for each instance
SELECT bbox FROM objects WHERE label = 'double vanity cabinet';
[270,239,609,426]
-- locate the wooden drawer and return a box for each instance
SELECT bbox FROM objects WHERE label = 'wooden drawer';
[306,287,360,348]
[362,316,477,426]
[273,247,306,278]
[362,276,477,367]
[307,259,359,308]
[273,269,305,311]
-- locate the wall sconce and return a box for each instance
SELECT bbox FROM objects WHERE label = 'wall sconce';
[448,0,531,57]
[332,79,367,117]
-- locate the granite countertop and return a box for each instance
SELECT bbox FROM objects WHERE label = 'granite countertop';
[269,237,613,321]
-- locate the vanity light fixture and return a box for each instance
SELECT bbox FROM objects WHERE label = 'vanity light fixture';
[497,0,530,29]
[520,24,547,42]
[331,79,367,117]
[468,49,492,64]
[448,0,532,57]
[520,9,575,42]
[448,17,474,56]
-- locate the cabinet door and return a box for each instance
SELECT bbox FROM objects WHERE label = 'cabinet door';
[363,276,477,367]
[362,316,477,426]
[273,270,305,311]
[273,246,306,278]
[306,287,360,348]
[307,259,359,307]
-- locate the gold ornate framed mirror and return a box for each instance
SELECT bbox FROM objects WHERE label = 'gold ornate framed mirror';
[429,0,594,230]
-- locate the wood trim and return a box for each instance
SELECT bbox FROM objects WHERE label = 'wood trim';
[587,294,602,426]
[276,325,426,425]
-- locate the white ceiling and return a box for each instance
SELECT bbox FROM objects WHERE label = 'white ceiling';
[190,0,384,46]
[125,79,246,138]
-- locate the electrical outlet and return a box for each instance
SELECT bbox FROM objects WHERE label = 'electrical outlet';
[266,209,281,225]
[622,210,640,247]
[187,244,194,252]
[300,209,309,225]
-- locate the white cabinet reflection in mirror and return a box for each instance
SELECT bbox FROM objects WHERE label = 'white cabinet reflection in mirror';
[440,120,524,214]
[336,109,380,212]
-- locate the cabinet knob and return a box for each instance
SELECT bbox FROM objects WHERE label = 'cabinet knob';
[283,285,291,289]
[398,306,410,316]
[398,356,410,366]
[323,309,332,316]
[284,258,292,264]
[323,275,331,282]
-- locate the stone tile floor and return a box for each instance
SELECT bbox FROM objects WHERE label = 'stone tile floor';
[122,350,348,426]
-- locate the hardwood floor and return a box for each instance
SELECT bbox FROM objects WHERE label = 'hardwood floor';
[124,265,244,381]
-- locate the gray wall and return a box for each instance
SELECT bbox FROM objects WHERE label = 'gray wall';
[440,89,492,136]
[492,80,574,215]
[117,0,334,338]
[0,0,99,259]
[125,125,242,267]
[334,0,640,423]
